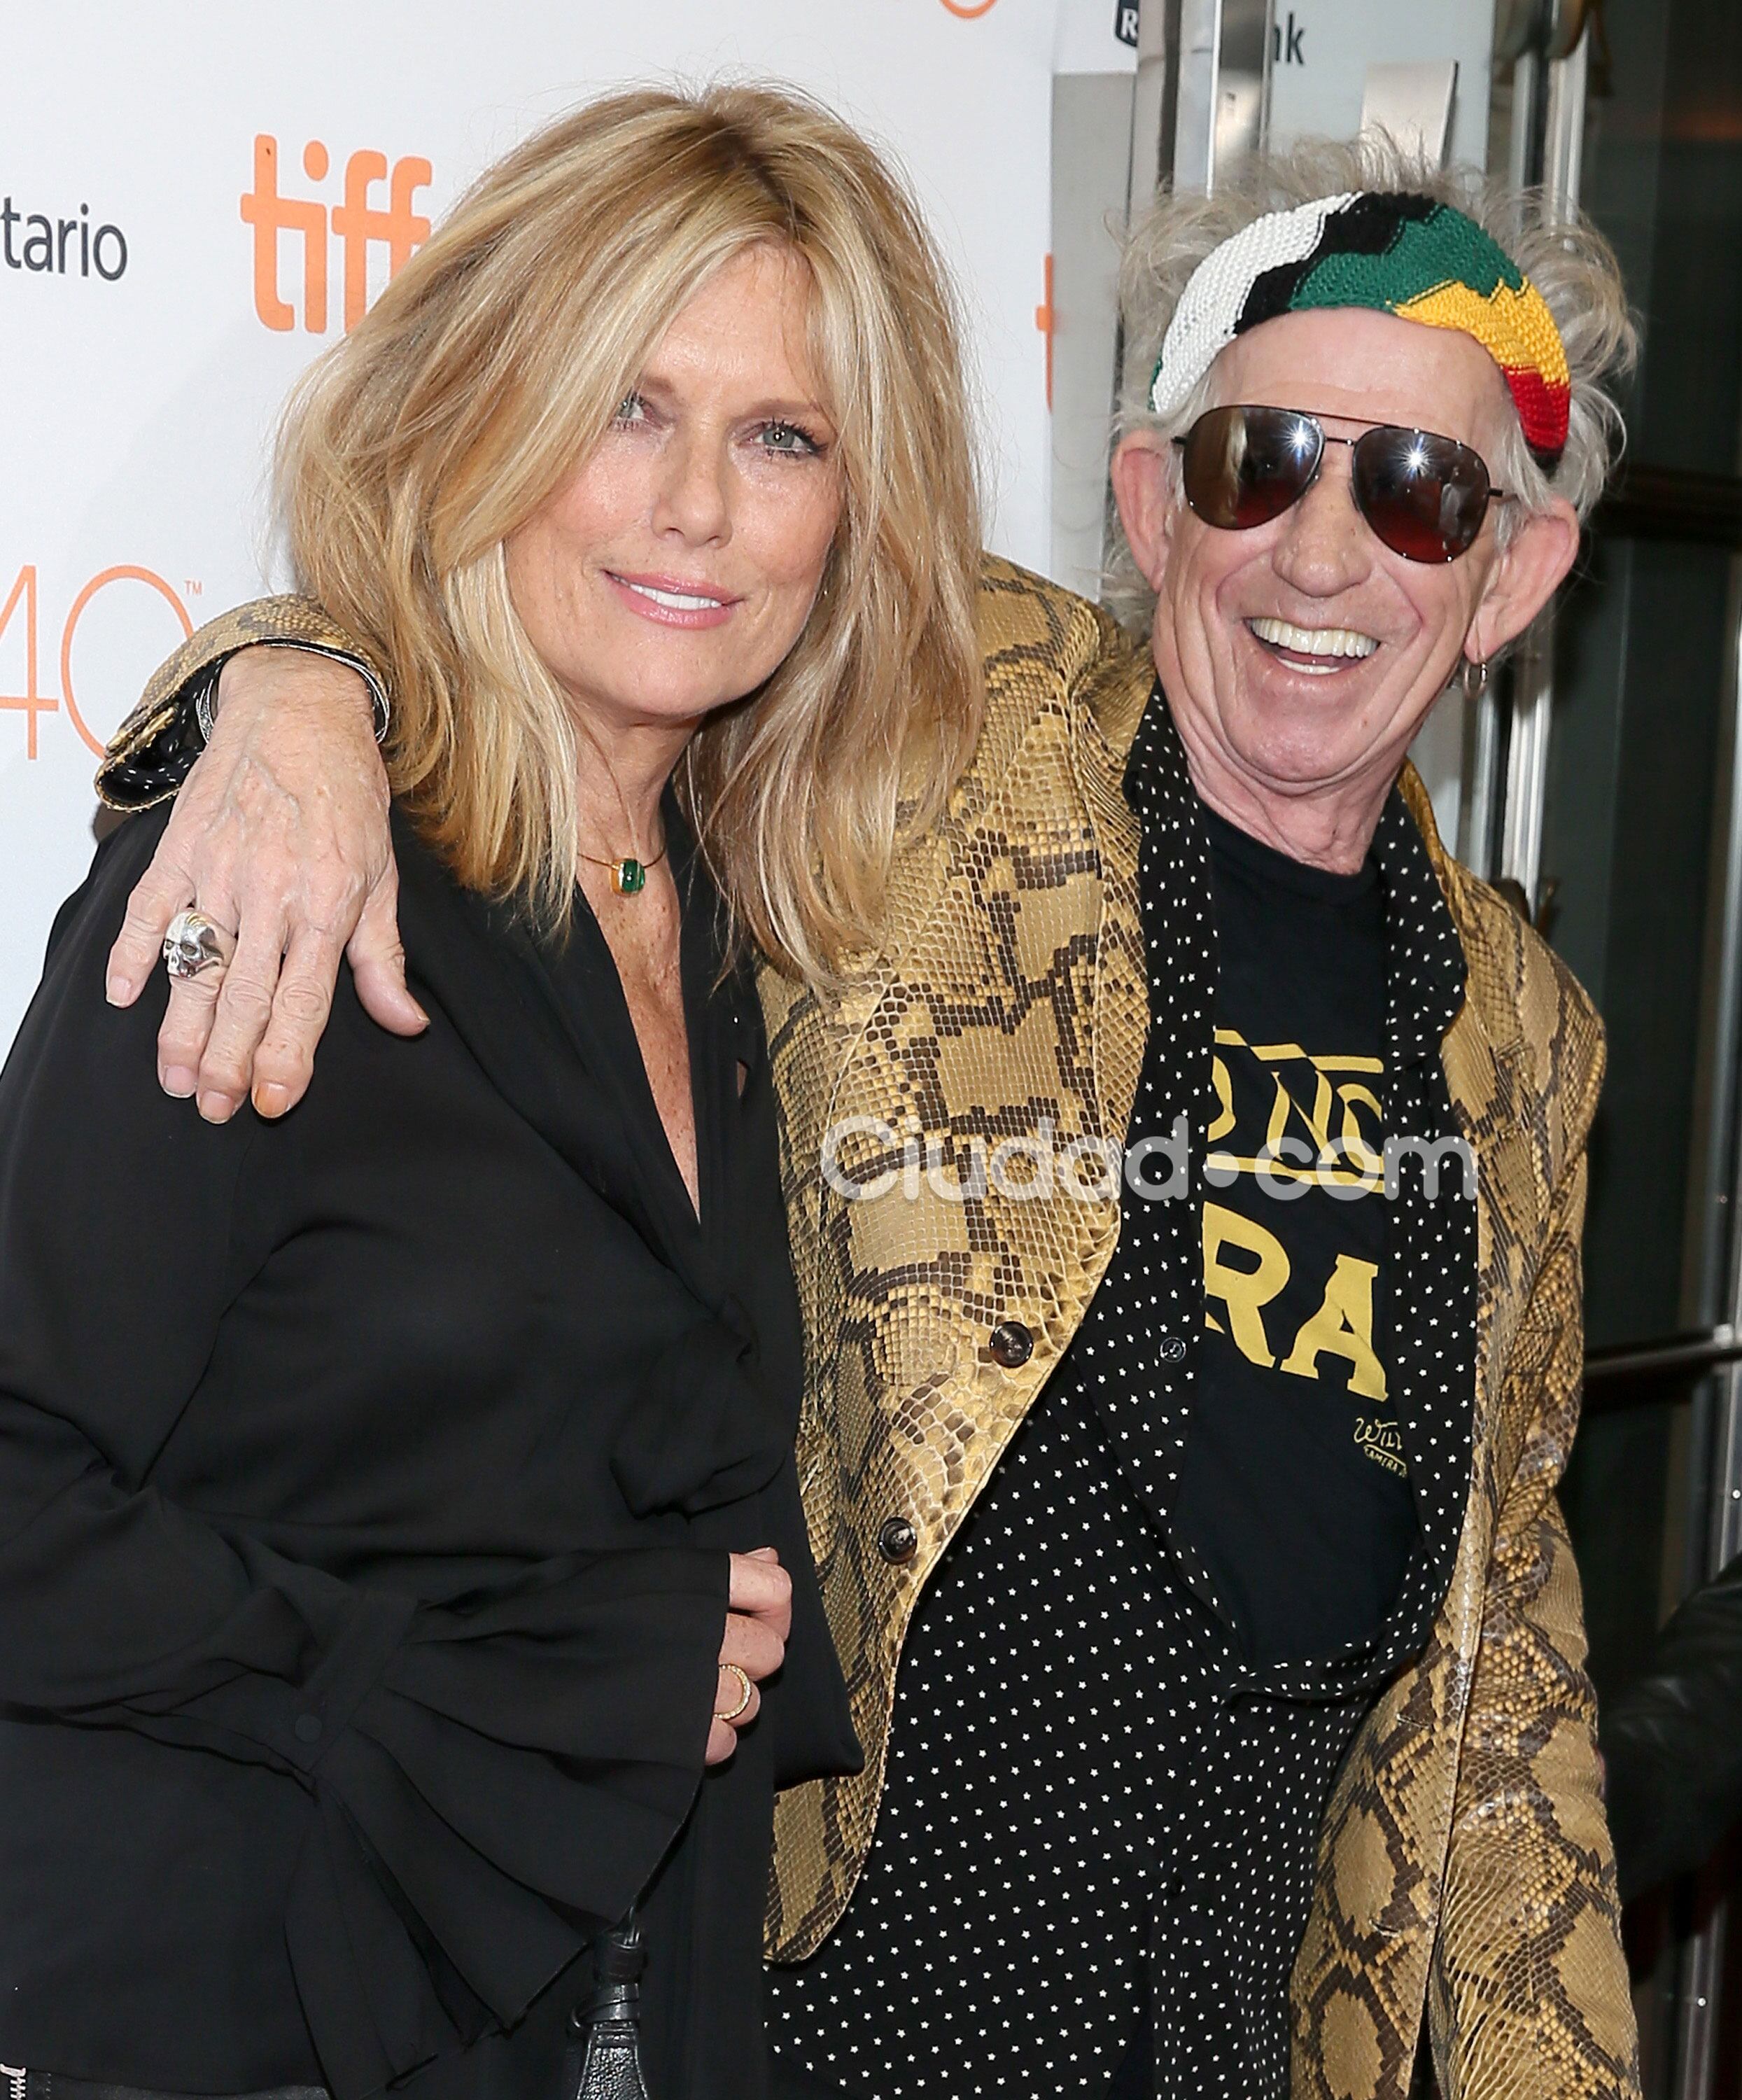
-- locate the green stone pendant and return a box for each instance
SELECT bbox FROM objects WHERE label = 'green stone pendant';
[610,857,647,896]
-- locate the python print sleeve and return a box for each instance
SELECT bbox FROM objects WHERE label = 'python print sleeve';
[1427,1132,1641,2100]
[96,597,386,811]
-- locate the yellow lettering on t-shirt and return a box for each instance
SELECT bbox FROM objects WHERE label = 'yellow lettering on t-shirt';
[1281,1255,1388,1399]
[1209,1054,1235,1142]
[1335,1082,1385,1181]
[1202,1203,1291,1367]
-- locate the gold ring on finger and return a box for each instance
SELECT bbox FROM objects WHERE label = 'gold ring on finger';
[715,1662,754,1723]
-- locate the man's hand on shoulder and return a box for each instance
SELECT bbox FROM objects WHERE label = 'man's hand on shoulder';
[104,645,422,1123]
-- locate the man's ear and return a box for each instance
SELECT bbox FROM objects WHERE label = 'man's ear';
[1110,433,1178,594]
[1466,494,1581,664]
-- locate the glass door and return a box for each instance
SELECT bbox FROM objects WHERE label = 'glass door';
[1492,3,1742,2092]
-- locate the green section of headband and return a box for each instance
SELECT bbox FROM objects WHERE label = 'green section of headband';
[1280,206,1524,317]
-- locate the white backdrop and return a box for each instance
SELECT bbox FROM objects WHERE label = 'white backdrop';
[0,0,1102,1048]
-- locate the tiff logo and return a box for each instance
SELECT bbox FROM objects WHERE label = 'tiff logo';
[241,135,431,334]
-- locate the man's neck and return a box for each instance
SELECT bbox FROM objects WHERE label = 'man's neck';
[1171,721,1394,876]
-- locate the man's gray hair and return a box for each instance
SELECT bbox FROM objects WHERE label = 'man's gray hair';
[1105,134,1638,629]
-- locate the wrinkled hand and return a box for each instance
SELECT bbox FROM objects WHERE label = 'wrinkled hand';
[708,1548,791,1765]
[104,645,422,1121]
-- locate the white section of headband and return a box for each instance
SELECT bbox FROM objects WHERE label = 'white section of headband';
[1148,192,1361,419]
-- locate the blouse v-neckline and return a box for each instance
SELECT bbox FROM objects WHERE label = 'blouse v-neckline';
[537,803,738,1255]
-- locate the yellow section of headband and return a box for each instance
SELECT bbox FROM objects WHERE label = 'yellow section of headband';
[1393,279,1571,394]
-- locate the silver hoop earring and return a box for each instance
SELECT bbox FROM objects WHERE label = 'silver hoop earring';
[1461,657,1489,701]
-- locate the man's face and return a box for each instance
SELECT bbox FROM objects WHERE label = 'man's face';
[1112,307,1575,818]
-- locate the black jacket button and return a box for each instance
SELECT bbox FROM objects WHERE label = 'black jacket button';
[1160,1336,1188,1364]
[988,1320,1034,1368]
[294,1713,323,1744]
[878,1516,919,1564]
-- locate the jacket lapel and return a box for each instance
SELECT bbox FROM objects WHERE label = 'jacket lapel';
[1076,636,1153,1170]
[389,813,677,1267]
[1399,772,1540,1575]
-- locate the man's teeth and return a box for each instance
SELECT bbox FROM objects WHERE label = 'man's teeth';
[1249,616,1379,661]
[623,580,726,610]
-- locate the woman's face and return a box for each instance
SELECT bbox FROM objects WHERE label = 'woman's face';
[505,242,843,748]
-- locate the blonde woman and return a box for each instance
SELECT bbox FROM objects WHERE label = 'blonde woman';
[0,88,981,2100]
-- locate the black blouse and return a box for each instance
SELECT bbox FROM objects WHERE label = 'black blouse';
[0,804,857,2100]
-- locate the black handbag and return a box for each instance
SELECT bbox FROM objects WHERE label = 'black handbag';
[566,1914,652,2100]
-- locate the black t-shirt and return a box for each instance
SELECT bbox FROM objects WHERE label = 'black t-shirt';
[1170,804,1419,1666]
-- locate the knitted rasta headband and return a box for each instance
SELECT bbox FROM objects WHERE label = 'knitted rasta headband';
[1149,192,1572,467]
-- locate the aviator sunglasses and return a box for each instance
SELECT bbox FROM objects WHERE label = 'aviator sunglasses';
[1174,404,1507,564]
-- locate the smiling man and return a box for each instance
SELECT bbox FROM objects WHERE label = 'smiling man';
[93,145,1638,2099]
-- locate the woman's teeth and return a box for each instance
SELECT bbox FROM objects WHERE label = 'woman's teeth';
[1248,615,1379,668]
[622,580,726,610]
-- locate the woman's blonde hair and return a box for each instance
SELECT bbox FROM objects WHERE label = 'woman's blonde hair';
[1105,134,1637,630]
[277,83,984,982]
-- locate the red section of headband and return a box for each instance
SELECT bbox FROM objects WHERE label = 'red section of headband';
[1501,365,1571,465]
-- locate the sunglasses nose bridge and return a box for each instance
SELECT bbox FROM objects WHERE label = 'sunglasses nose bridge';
[1309,428,1357,485]
[1284,431,1362,528]
[1268,435,1379,585]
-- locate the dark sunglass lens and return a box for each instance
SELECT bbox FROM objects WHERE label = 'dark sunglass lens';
[1352,428,1492,562]
[1181,406,1321,530]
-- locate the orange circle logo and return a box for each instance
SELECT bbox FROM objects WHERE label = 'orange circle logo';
[939,0,999,15]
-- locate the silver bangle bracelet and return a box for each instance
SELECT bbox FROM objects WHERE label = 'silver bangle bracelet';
[193,643,391,748]
[192,662,223,748]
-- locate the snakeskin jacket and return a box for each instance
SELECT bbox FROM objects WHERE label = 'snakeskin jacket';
[99,556,1638,2100]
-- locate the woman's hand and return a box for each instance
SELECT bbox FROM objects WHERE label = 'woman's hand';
[103,645,423,1124]
[708,1548,792,1765]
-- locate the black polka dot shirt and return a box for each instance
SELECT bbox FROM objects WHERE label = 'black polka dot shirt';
[767,687,1476,2098]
